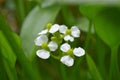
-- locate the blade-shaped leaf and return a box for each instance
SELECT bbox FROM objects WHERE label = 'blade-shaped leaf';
[20,5,60,57]
[86,54,102,80]
[0,13,41,80]
[0,31,17,80]
[0,31,16,68]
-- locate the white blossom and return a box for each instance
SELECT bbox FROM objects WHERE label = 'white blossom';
[60,55,74,67]
[38,29,48,35]
[36,49,50,59]
[49,24,60,33]
[59,25,68,34]
[48,41,58,51]
[73,47,85,57]
[71,26,80,38]
[34,35,48,46]
[60,43,85,66]
[59,26,80,42]
[64,35,74,42]
[60,43,70,52]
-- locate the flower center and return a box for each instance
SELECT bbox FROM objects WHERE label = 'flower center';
[67,48,73,56]
[46,23,52,30]
[66,29,71,35]
[41,42,48,49]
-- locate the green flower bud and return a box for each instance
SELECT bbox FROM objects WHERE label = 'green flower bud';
[51,37,57,42]
[46,23,52,30]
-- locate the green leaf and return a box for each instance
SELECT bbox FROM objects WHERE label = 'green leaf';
[94,7,120,47]
[0,31,16,68]
[86,54,102,80]
[41,0,55,8]
[76,17,94,33]
[20,5,60,57]
[80,5,103,20]
[0,31,17,80]
[0,13,41,80]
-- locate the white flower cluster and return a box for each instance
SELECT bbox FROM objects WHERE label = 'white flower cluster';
[34,23,85,67]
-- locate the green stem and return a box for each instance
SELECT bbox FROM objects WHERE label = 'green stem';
[14,0,26,26]
[72,20,92,79]
[60,64,68,80]
[109,45,120,80]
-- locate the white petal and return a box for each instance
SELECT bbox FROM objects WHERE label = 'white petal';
[60,43,71,52]
[60,55,74,67]
[64,35,74,42]
[38,29,48,35]
[34,35,48,46]
[71,26,80,37]
[36,49,50,59]
[59,25,67,34]
[49,24,59,33]
[73,47,85,57]
[48,41,58,51]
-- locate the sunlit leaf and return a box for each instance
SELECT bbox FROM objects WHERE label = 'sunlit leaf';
[76,17,94,33]
[20,5,60,57]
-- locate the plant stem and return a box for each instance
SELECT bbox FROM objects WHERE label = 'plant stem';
[109,45,120,80]
[60,64,68,80]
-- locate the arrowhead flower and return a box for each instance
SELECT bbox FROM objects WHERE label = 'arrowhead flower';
[60,55,74,67]
[59,25,80,42]
[49,24,60,33]
[34,35,58,59]
[60,43,85,67]
[34,23,85,67]
[38,29,48,35]
[36,49,50,59]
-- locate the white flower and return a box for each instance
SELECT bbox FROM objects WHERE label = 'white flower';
[73,47,85,57]
[60,43,85,66]
[49,24,60,33]
[59,25,68,34]
[60,55,74,67]
[36,49,50,59]
[48,41,58,51]
[64,35,74,42]
[34,35,48,46]
[71,26,80,38]
[60,43,70,52]
[38,29,48,35]
[60,43,85,57]
[60,26,80,42]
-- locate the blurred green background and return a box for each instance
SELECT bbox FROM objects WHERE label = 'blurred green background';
[0,0,120,80]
